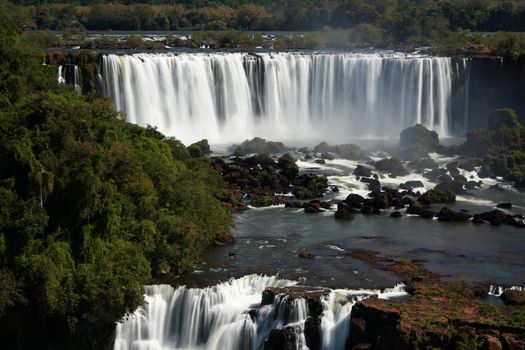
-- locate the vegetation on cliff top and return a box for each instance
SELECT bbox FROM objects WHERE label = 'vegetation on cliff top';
[0,1,232,348]
[8,0,525,56]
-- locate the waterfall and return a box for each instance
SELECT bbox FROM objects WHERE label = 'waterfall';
[57,64,82,94]
[101,52,469,145]
[113,274,407,350]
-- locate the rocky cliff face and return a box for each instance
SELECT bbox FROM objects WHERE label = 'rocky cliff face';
[468,57,525,129]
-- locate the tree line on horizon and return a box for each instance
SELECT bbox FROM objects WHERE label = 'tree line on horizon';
[11,0,525,36]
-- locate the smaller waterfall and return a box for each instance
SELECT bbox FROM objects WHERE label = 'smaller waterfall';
[57,64,82,94]
[113,275,407,350]
[488,285,525,296]
[57,65,66,85]
[73,66,82,94]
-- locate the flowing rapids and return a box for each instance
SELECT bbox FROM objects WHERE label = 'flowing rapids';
[101,52,470,144]
[113,274,407,350]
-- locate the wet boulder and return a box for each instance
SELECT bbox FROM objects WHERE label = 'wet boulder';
[399,124,439,150]
[361,206,380,214]
[345,193,366,208]
[265,327,297,350]
[360,177,381,192]
[419,189,456,205]
[233,137,287,156]
[407,158,438,172]
[458,158,483,172]
[465,180,482,189]
[435,180,467,195]
[354,165,373,177]
[390,211,402,218]
[214,231,237,246]
[399,180,424,191]
[497,202,512,209]
[298,251,315,259]
[188,139,211,157]
[278,154,299,181]
[368,191,391,209]
[321,152,335,160]
[335,203,355,220]
[407,202,425,215]
[435,207,472,222]
[423,168,448,182]
[472,209,507,225]
[305,200,322,213]
[375,157,409,177]
[250,192,281,207]
[500,290,525,306]
[293,174,328,199]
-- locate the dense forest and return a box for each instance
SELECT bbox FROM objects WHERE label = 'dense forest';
[11,0,525,33]
[0,1,232,348]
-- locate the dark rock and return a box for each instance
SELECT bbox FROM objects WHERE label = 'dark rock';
[472,210,507,225]
[345,194,366,208]
[423,168,448,181]
[407,203,425,215]
[304,317,321,350]
[320,201,331,209]
[313,142,365,160]
[370,191,391,209]
[214,231,237,246]
[354,165,373,177]
[293,174,328,199]
[478,165,493,178]
[250,192,281,207]
[399,124,439,150]
[390,211,402,218]
[402,197,414,206]
[437,174,454,183]
[360,177,381,192]
[435,207,472,222]
[304,154,313,160]
[233,137,287,156]
[298,251,315,259]
[421,210,435,219]
[335,203,355,220]
[278,154,299,180]
[305,200,321,213]
[454,175,468,184]
[500,290,525,306]
[375,157,409,177]
[446,161,460,177]
[488,108,521,130]
[435,180,467,195]
[188,139,211,156]
[284,201,304,208]
[314,159,326,164]
[407,158,438,172]
[264,327,296,350]
[321,152,335,160]
[458,158,483,172]
[399,180,424,190]
[496,202,512,209]
[419,189,456,205]
[261,289,276,306]
[481,335,503,350]
[361,206,380,214]
[465,180,482,189]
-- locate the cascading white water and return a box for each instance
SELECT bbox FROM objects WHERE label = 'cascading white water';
[101,52,469,145]
[73,66,82,94]
[57,64,82,94]
[113,274,407,350]
[57,65,66,85]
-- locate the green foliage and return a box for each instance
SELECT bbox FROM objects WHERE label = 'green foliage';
[0,2,232,347]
